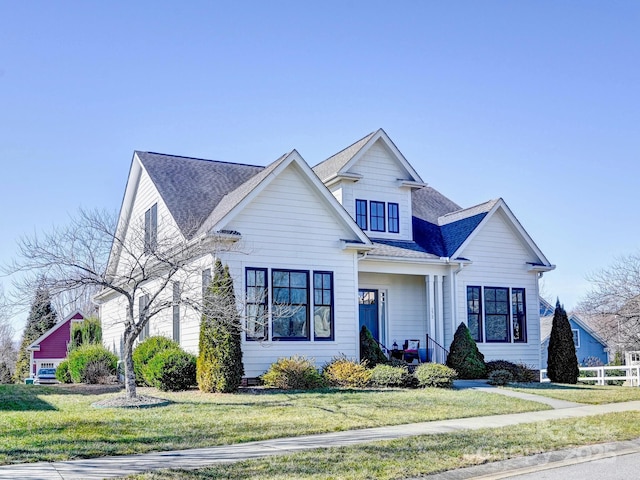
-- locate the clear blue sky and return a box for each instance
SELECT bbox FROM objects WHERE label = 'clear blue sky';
[1,1,638,337]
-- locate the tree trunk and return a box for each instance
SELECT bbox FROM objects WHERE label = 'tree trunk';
[123,327,137,399]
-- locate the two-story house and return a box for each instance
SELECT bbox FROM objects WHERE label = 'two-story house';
[99,129,554,378]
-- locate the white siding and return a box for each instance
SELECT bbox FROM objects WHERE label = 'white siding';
[455,211,543,368]
[340,140,414,241]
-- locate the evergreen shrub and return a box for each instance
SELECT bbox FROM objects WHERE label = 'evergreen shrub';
[261,356,325,390]
[369,364,413,388]
[55,360,73,383]
[359,326,388,368]
[547,300,579,384]
[67,344,117,383]
[414,363,457,388]
[487,369,514,386]
[146,349,197,391]
[132,336,180,386]
[0,362,12,384]
[447,323,486,379]
[323,356,371,387]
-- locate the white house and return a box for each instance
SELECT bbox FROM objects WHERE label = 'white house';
[99,129,554,378]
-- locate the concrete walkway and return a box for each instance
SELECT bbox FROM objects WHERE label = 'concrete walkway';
[2,385,639,480]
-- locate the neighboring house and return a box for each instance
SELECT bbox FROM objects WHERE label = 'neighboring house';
[540,298,609,367]
[27,311,85,376]
[98,129,554,379]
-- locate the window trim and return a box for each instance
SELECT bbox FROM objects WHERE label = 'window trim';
[172,282,180,343]
[246,267,269,341]
[144,203,158,254]
[484,286,511,343]
[370,201,386,232]
[466,285,483,342]
[572,329,580,348]
[313,271,334,341]
[512,287,527,343]
[271,269,310,341]
[355,199,368,230]
[138,294,150,341]
[466,286,527,344]
[388,202,399,233]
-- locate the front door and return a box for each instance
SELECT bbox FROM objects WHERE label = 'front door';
[358,289,379,341]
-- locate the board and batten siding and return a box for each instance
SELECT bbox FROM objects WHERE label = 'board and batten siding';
[339,140,413,241]
[221,162,361,377]
[454,210,543,368]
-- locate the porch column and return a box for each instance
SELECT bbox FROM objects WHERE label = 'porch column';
[425,275,436,339]
[435,275,444,346]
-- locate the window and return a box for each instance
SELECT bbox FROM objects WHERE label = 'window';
[144,203,158,253]
[512,288,526,342]
[370,201,385,232]
[466,286,482,342]
[484,287,510,342]
[313,272,333,340]
[572,329,580,348]
[138,294,150,341]
[172,282,180,343]
[246,268,268,340]
[388,203,399,233]
[355,199,368,230]
[272,270,309,340]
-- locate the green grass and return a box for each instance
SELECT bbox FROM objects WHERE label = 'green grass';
[0,383,547,465]
[125,411,640,479]
[506,382,640,404]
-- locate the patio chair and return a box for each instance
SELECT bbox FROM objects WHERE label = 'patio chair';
[402,339,420,364]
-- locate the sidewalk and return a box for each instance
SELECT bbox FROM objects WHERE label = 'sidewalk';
[2,385,640,480]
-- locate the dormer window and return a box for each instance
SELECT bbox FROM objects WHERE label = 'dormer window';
[370,201,385,232]
[144,203,157,253]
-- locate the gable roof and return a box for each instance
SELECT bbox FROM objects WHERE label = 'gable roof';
[137,152,265,239]
[28,311,84,351]
[312,129,425,185]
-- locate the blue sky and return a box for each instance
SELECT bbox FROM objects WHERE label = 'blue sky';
[1,1,638,336]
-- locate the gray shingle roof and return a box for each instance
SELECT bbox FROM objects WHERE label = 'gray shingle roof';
[136,152,265,239]
[312,131,376,181]
[368,239,441,260]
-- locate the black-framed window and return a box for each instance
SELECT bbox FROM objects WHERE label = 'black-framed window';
[467,286,483,342]
[272,270,309,340]
[313,271,333,340]
[138,294,150,341]
[572,329,580,348]
[355,199,368,230]
[144,203,157,254]
[172,282,180,343]
[370,201,385,232]
[484,287,510,342]
[512,288,526,342]
[246,268,268,340]
[388,203,399,233]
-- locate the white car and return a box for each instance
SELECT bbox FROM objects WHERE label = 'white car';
[34,368,58,385]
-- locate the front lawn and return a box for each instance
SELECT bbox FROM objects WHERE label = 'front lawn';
[125,411,640,480]
[506,382,640,404]
[0,383,547,464]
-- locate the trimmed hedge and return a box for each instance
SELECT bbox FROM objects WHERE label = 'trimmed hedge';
[323,356,371,387]
[55,360,73,383]
[133,336,180,386]
[261,356,325,390]
[447,323,486,379]
[67,344,117,383]
[369,364,413,388]
[414,363,457,388]
[145,349,197,391]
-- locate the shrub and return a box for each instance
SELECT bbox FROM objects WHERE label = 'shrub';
[487,369,514,386]
[323,356,371,387]
[359,326,388,368]
[133,336,180,386]
[486,360,538,383]
[69,317,102,351]
[415,363,457,388]
[369,364,413,388]
[83,360,114,384]
[55,360,73,383]
[0,362,12,384]
[447,323,486,379]
[67,344,117,383]
[547,300,579,384]
[261,356,325,390]
[197,261,244,393]
[146,349,197,391]
[514,363,539,383]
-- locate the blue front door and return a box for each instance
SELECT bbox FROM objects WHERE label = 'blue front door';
[359,289,379,341]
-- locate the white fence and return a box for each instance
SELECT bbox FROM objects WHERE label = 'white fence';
[540,365,640,386]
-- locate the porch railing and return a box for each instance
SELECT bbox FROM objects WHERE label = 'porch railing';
[425,334,449,365]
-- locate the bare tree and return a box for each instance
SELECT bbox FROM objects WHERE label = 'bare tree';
[578,251,640,354]
[0,285,18,375]
[4,208,219,399]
